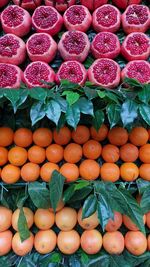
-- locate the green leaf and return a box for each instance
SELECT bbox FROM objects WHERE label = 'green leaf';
[83,87,98,100]
[124,77,143,88]
[30,101,45,126]
[45,100,61,125]
[92,110,104,131]
[97,90,106,98]
[13,89,29,113]
[49,170,65,212]
[18,207,30,242]
[123,250,150,267]
[4,89,20,108]
[39,252,62,266]
[74,180,90,190]
[105,91,119,104]
[82,194,97,219]
[139,104,150,126]
[55,96,67,113]
[29,87,47,101]
[106,104,121,128]
[66,103,80,128]
[121,100,138,126]
[69,187,92,202]
[136,179,150,194]
[62,91,80,105]
[63,184,76,203]
[28,182,50,208]
[77,97,94,116]
[140,187,150,213]
[138,85,150,104]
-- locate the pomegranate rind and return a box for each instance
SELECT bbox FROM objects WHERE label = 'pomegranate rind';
[32,6,63,36]
[121,60,150,84]
[45,0,76,12]
[112,0,141,10]
[0,34,26,66]
[58,30,90,63]
[23,61,55,88]
[55,60,87,85]
[122,5,150,34]
[0,0,9,8]
[0,63,23,89]
[93,4,121,33]
[121,32,150,61]
[26,33,57,63]
[12,0,42,10]
[88,58,121,89]
[91,32,121,59]
[81,0,108,11]
[63,5,92,32]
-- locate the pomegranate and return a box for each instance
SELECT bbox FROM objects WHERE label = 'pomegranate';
[0,0,9,8]
[63,5,92,32]
[80,0,108,11]
[26,33,57,63]
[112,0,141,10]
[56,61,87,85]
[91,32,120,60]
[1,5,32,38]
[0,63,23,88]
[121,32,150,61]
[44,0,76,12]
[58,30,90,62]
[32,6,63,36]
[12,0,42,10]
[93,4,121,33]
[23,61,55,88]
[122,5,150,34]
[88,58,121,89]
[121,60,150,84]
[0,34,26,66]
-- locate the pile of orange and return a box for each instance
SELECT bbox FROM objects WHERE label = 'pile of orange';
[0,125,150,184]
[0,202,150,256]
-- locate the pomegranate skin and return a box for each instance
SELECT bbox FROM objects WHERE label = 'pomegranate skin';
[112,0,141,9]
[0,63,23,89]
[0,0,9,8]
[32,6,63,36]
[122,5,150,34]
[121,33,150,61]
[81,0,108,11]
[1,5,32,38]
[0,34,26,66]
[12,0,42,10]
[45,0,76,12]
[26,33,57,63]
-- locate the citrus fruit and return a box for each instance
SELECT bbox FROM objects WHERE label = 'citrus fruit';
[55,207,77,231]
[0,147,8,166]
[108,127,128,146]
[0,206,12,232]
[33,128,53,147]
[64,143,82,163]
[101,144,119,163]
[120,162,139,181]
[21,162,40,182]
[148,234,150,250]
[125,231,147,256]
[46,144,64,163]
[8,146,28,166]
[40,162,59,182]
[49,198,65,212]
[57,230,80,254]
[105,211,122,232]
[79,159,100,180]
[12,232,34,256]
[34,229,56,254]
[78,208,99,230]
[101,163,120,182]
[60,163,79,182]
[139,144,150,163]
[81,229,102,254]
[53,126,71,145]
[0,230,13,256]
[90,124,108,141]
[72,125,90,144]
[83,140,102,160]
[34,209,55,230]
[129,127,149,146]
[12,207,34,231]
[139,164,150,181]
[28,145,46,164]
[14,128,33,147]
[146,212,150,228]
[103,231,124,254]
[0,127,14,147]
[120,143,139,162]
[123,215,146,231]
[1,164,20,183]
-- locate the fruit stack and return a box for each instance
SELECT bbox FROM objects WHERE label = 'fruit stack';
[0,0,149,89]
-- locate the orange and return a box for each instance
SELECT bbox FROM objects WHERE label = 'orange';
[103,231,124,254]
[72,125,90,144]
[101,144,119,163]
[129,127,149,146]
[105,211,122,232]
[148,129,150,141]
[64,143,82,163]
[55,207,77,231]
[90,124,108,141]
[108,127,128,146]
[8,146,27,166]
[33,128,52,147]
[0,206,12,232]
[28,145,46,164]
[83,140,102,160]
[78,208,99,230]
[49,198,65,213]
[123,215,146,231]
[21,162,40,182]
[139,164,150,181]
[60,163,79,182]
[0,230,13,256]
[57,230,80,255]
[146,212,150,228]
[81,229,102,254]
[0,147,8,166]
[120,143,139,162]
[12,232,34,256]
[34,230,56,254]
[100,163,120,182]
[46,144,64,163]
[12,207,34,231]
[79,159,100,180]
[139,144,150,163]
[0,127,14,147]
[1,164,20,184]
[34,209,55,230]
[120,163,139,181]
[40,162,59,182]
[53,126,71,145]
[125,231,147,256]
[148,235,150,251]
[14,128,33,147]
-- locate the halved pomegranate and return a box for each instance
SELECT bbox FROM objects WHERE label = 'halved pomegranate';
[122,5,150,34]
[1,5,32,37]
[0,63,23,88]
[93,4,121,33]
[81,0,108,11]
[112,0,141,10]
[58,30,90,62]
[23,61,55,88]
[0,0,9,8]
[12,0,42,10]
[56,60,87,85]
[26,33,57,63]
[44,0,76,12]
[0,34,26,65]
[121,32,150,61]
[121,60,150,84]
[88,58,121,89]
[91,32,120,59]
[63,5,92,32]
[32,6,63,36]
